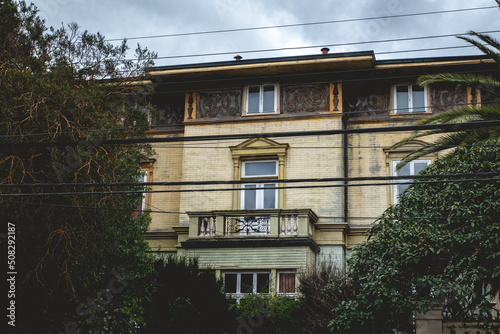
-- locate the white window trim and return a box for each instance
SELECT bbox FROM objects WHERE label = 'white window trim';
[392,159,431,204]
[139,170,148,210]
[223,271,271,301]
[241,160,278,210]
[277,270,297,296]
[240,183,278,210]
[393,83,428,114]
[245,84,278,115]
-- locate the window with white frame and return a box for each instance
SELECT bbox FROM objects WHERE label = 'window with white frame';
[223,271,271,299]
[394,84,427,113]
[278,271,297,295]
[393,160,430,203]
[241,160,278,210]
[246,84,277,114]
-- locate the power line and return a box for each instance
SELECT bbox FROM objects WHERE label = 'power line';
[2,119,499,148]
[105,6,498,42]
[2,172,498,189]
[1,176,498,197]
[144,30,500,62]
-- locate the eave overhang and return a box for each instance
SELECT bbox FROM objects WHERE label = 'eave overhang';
[148,51,376,80]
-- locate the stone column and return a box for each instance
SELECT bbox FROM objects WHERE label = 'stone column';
[415,305,443,334]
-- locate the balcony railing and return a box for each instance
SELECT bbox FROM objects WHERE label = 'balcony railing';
[187,209,317,239]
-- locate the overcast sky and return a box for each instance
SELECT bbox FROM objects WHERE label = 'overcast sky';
[30,0,500,67]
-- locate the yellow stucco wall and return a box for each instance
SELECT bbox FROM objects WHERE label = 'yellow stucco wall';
[177,116,345,228]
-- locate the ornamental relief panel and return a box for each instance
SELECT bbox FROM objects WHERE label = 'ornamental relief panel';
[430,84,467,113]
[282,84,329,114]
[346,92,390,117]
[197,89,242,119]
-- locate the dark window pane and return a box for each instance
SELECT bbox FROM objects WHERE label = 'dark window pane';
[397,184,409,197]
[396,86,409,113]
[224,274,237,293]
[248,86,260,114]
[397,163,411,177]
[241,274,254,293]
[412,88,425,112]
[413,162,428,175]
[257,273,270,293]
[243,185,257,210]
[244,161,277,176]
[262,85,275,113]
[263,184,276,209]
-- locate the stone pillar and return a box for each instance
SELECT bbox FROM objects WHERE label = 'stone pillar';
[415,305,443,334]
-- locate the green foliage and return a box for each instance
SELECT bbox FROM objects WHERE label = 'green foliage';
[396,2,500,169]
[142,256,233,334]
[0,1,157,332]
[232,294,303,334]
[333,143,500,333]
[297,261,360,334]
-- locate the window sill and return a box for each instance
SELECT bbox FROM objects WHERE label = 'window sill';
[390,110,432,116]
[242,112,280,117]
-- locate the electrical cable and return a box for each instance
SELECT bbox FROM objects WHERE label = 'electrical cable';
[104,6,498,42]
[1,176,497,197]
[1,172,498,189]
[2,119,499,148]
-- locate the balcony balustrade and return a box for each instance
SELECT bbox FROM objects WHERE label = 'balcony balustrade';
[187,209,317,239]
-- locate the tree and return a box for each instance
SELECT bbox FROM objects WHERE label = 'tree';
[142,256,234,334]
[0,1,157,332]
[396,0,500,169]
[329,142,500,333]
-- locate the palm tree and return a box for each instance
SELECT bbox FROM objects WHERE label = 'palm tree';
[395,3,500,169]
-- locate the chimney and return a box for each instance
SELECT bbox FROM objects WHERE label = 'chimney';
[234,55,243,61]
[321,48,330,54]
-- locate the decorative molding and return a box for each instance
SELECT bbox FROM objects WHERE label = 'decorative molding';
[197,89,242,119]
[347,92,389,117]
[282,84,329,114]
[151,106,184,127]
[430,84,467,112]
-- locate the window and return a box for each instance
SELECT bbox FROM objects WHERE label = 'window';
[223,271,271,300]
[278,271,296,295]
[393,160,430,203]
[133,169,150,217]
[394,84,427,113]
[246,84,277,114]
[241,161,278,210]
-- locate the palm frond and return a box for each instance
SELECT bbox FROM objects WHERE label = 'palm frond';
[467,31,500,54]
[417,73,499,88]
[395,128,499,170]
[394,106,500,169]
[457,35,500,65]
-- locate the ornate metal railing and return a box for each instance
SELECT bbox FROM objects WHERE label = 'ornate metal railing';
[225,216,270,235]
[190,209,317,238]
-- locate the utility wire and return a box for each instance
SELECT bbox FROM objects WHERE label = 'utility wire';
[2,172,498,189]
[1,176,497,197]
[145,30,500,61]
[2,120,499,148]
[105,6,498,42]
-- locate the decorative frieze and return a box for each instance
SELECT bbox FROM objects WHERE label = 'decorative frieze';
[197,89,242,119]
[430,83,467,112]
[282,84,329,114]
[347,93,390,117]
[151,105,184,127]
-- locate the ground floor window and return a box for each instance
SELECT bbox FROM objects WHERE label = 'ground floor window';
[278,271,296,295]
[222,270,297,300]
[223,271,270,300]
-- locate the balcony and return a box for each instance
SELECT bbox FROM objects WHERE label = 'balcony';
[187,209,317,240]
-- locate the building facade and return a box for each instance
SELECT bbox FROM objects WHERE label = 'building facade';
[141,50,495,299]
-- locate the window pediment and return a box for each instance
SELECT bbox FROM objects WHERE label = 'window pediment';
[230,138,289,158]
